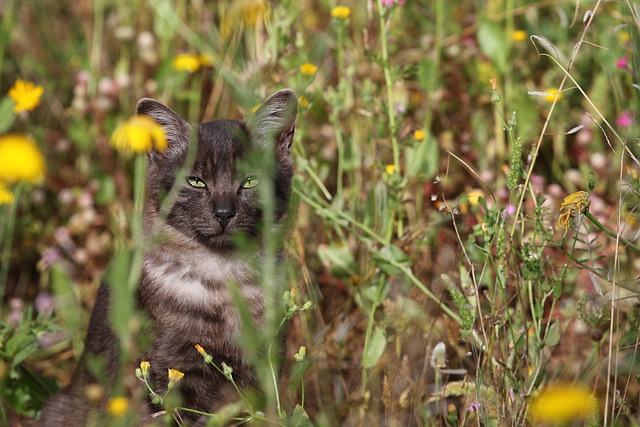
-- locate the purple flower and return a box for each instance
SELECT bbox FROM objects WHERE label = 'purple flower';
[35,292,54,316]
[616,111,633,127]
[616,56,629,69]
[468,402,481,412]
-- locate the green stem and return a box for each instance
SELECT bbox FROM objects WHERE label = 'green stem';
[584,211,640,253]
[127,153,146,291]
[0,183,21,316]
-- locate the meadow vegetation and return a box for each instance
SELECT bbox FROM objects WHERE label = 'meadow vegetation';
[0,0,639,425]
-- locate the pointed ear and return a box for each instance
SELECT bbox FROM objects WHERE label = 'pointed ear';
[248,89,297,153]
[136,98,191,160]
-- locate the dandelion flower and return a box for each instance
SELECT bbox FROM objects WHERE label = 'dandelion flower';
[558,191,590,237]
[300,63,318,77]
[198,53,214,67]
[543,88,563,103]
[8,80,44,113]
[172,54,202,73]
[385,164,396,175]
[167,368,185,389]
[512,30,527,42]
[220,0,270,39]
[110,115,167,153]
[195,343,213,363]
[0,183,14,205]
[298,95,310,108]
[467,190,484,206]
[529,384,598,424]
[107,396,129,418]
[140,361,150,377]
[0,135,46,183]
[331,6,351,20]
[413,129,425,141]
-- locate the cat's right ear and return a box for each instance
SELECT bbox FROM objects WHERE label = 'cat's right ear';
[136,98,190,161]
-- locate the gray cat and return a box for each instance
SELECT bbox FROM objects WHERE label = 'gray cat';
[38,89,298,426]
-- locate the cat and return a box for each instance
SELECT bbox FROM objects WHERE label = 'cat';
[38,88,298,426]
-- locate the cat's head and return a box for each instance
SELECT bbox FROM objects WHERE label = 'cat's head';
[137,89,297,252]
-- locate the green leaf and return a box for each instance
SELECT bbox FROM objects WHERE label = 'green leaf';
[372,244,410,276]
[317,244,358,278]
[544,321,561,347]
[288,405,314,427]
[0,97,16,133]
[404,133,439,179]
[362,326,386,368]
[477,20,508,74]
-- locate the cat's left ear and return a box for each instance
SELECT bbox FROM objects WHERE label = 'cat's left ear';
[248,89,297,153]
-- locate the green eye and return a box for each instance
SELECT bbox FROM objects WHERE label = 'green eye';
[241,176,260,189]
[187,176,206,188]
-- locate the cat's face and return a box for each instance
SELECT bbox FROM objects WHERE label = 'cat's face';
[138,90,297,252]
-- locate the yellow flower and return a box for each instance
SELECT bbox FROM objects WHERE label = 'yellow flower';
[0,135,46,183]
[8,80,44,113]
[110,115,167,153]
[198,53,214,67]
[300,63,318,77]
[619,31,631,43]
[195,344,206,356]
[529,384,598,424]
[172,53,202,73]
[512,30,527,42]
[0,183,14,205]
[298,95,310,108]
[543,88,563,103]
[331,6,351,20]
[220,0,270,39]
[140,360,150,377]
[107,396,129,418]
[467,190,484,206]
[385,164,396,175]
[413,129,425,141]
[167,368,185,389]
[558,191,590,237]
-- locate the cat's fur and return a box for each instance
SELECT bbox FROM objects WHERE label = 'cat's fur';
[38,89,298,426]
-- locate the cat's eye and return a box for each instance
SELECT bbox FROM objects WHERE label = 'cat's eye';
[187,176,207,188]
[241,176,260,189]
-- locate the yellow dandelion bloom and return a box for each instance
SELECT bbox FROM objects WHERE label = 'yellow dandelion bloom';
[331,6,351,20]
[300,63,318,77]
[385,164,396,175]
[529,384,598,424]
[298,95,310,108]
[512,30,527,42]
[167,368,185,388]
[0,135,46,183]
[172,53,202,73]
[140,360,150,377]
[195,344,206,356]
[467,190,484,206]
[107,396,129,418]
[8,80,44,113]
[413,129,425,141]
[110,115,167,153]
[543,88,563,103]
[558,191,590,237]
[0,183,14,205]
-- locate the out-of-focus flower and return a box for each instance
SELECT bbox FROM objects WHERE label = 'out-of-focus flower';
[298,95,310,108]
[110,116,167,153]
[543,88,563,103]
[0,135,46,183]
[618,31,631,43]
[414,129,425,141]
[616,111,633,127]
[616,56,629,69]
[167,368,185,389]
[468,401,481,412]
[172,54,202,73]
[385,164,396,175]
[8,80,44,113]
[300,63,318,77]
[529,384,598,424]
[381,0,405,7]
[107,396,129,418]
[34,292,54,315]
[0,183,14,205]
[331,6,351,20]
[221,0,270,39]
[512,30,527,42]
[198,54,214,67]
[467,190,484,206]
[558,191,590,236]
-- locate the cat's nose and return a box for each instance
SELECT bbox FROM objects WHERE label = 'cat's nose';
[214,206,236,226]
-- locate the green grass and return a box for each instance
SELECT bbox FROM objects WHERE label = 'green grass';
[1,0,639,425]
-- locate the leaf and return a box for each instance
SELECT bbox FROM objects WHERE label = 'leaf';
[404,133,439,179]
[317,244,358,278]
[362,326,386,368]
[544,321,561,347]
[0,97,16,133]
[288,405,314,427]
[477,20,508,74]
[372,244,410,276]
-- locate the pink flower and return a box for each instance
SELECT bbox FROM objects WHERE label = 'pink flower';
[616,56,629,69]
[616,111,633,127]
[381,0,405,7]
